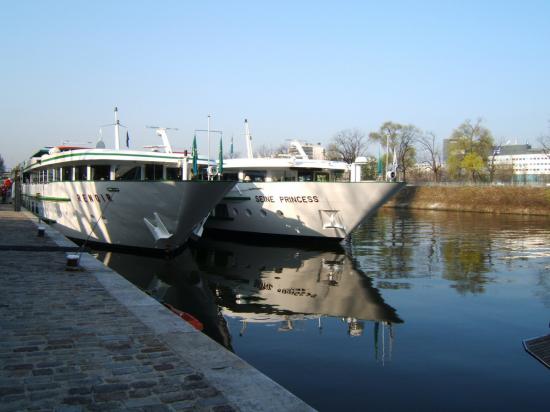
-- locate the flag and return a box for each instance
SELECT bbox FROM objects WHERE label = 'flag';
[192,134,198,176]
[126,131,130,148]
[218,137,224,175]
[377,144,383,176]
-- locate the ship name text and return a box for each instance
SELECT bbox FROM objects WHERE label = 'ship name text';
[255,195,319,203]
[76,193,113,203]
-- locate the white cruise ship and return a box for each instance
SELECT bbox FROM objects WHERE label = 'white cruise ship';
[20,108,234,252]
[205,120,404,241]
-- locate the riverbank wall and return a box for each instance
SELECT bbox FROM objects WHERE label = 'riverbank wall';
[384,185,550,216]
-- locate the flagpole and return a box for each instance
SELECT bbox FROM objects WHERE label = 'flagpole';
[114,107,120,151]
[207,114,211,180]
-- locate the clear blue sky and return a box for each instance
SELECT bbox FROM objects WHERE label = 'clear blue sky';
[1,0,549,167]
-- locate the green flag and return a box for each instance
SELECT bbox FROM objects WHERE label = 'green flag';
[218,137,223,175]
[377,144,383,176]
[192,134,198,176]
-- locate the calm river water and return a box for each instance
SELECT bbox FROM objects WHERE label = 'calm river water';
[93,209,550,411]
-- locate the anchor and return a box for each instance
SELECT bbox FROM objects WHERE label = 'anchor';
[144,212,173,241]
[321,210,346,230]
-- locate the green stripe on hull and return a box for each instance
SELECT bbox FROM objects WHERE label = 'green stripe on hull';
[23,194,71,202]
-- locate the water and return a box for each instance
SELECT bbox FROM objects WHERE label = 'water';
[92,209,550,411]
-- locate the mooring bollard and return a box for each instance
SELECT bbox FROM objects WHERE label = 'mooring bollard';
[66,253,80,269]
[37,226,45,237]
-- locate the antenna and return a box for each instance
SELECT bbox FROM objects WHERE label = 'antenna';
[99,107,127,150]
[146,126,178,154]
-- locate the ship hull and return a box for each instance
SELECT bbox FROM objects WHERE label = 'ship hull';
[205,181,404,240]
[23,180,234,251]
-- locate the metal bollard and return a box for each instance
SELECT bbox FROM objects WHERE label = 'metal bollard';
[66,254,80,269]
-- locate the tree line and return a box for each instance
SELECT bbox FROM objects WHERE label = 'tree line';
[326,118,529,183]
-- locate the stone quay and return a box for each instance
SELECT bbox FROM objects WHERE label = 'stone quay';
[0,204,314,411]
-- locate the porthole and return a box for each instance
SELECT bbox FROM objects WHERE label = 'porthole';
[276,210,284,218]
[260,210,267,217]
[233,208,239,216]
[245,209,252,216]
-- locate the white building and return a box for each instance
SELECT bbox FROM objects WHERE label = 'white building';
[492,144,550,183]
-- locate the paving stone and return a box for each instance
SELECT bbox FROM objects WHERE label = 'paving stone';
[94,390,128,402]
[55,406,84,412]
[32,368,54,376]
[61,395,93,405]
[92,383,130,393]
[153,363,175,371]
[28,382,61,392]
[0,206,309,412]
[129,388,153,398]
[131,380,158,389]
[67,386,92,395]
[0,386,25,396]
[141,404,172,412]
[212,405,238,412]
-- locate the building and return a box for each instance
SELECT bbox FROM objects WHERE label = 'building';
[492,144,550,183]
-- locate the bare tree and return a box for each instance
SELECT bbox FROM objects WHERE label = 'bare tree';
[396,125,419,181]
[540,120,550,159]
[487,140,507,183]
[417,132,442,182]
[255,144,286,158]
[542,139,550,157]
[327,129,368,164]
[369,121,419,181]
[447,118,494,181]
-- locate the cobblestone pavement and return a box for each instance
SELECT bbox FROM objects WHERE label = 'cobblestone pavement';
[0,205,237,411]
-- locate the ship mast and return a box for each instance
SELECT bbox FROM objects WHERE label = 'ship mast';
[114,107,121,151]
[245,119,253,159]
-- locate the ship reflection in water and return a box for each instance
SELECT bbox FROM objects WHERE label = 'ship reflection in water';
[94,238,402,361]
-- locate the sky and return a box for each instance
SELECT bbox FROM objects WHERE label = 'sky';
[1,0,549,168]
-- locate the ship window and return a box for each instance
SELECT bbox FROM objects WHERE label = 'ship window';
[244,170,266,182]
[61,167,72,182]
[332,171,345,182]
[297,170,313,181]
[115,166,141,181]
[315,172,329,182]
[74,165,87,181]
[166,167,181,181]
[260,210,267,217]
[232,208,239,216]
[222,172,238,181]
[91,165,110,181]
[276,210,284,218]
[245,209,252,216]
[145,164,163,180]
[47,169,55,182]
